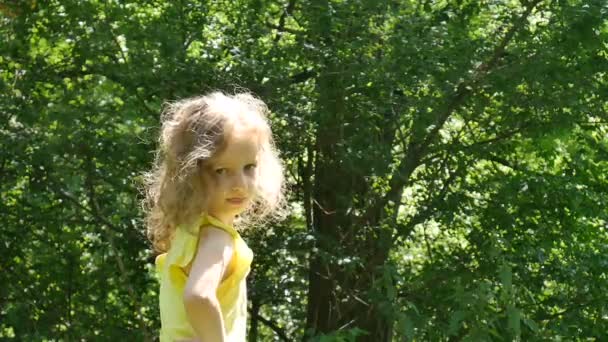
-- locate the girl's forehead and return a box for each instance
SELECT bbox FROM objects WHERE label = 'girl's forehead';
[211,129,261,164]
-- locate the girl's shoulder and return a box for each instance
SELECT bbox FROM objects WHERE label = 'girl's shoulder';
[159,213,241,270]
[183,224,235,276]
[198,214,240,238]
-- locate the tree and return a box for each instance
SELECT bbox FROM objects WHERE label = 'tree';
[1,0,606,340]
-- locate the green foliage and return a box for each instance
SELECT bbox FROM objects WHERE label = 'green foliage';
[307,327,369,342]
[1,0,607,340]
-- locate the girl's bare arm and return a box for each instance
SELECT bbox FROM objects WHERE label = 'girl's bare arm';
[183,226,234,342]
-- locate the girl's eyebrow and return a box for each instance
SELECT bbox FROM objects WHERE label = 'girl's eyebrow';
[210,160,257,168]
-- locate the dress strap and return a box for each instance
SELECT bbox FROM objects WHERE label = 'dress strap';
[198,213,240,238]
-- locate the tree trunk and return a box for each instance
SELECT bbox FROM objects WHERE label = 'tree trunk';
[248,297,260,342]
[303,58,397,341]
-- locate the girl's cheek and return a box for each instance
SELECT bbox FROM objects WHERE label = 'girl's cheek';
[215,178,227,191]
[251,179,261,194]
[247,173,257,187]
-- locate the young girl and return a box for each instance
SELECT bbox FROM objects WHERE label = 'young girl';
[142,91,285,341]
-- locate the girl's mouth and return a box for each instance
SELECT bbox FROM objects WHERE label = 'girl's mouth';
[227,198,246,205]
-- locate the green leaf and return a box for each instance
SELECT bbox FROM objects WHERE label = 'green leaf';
[507,305,521,337]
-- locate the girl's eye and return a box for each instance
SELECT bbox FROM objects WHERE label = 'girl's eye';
[244,164,257,171]
[215,168,226,175]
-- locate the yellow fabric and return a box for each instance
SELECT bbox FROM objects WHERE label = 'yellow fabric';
[155,213,253,341]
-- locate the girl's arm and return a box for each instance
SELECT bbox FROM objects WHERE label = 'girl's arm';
[183,226,234,342]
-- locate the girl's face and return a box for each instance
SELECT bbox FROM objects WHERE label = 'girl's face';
[201,127,260,225]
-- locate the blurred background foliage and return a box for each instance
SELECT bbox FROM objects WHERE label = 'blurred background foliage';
[1,0,607,340]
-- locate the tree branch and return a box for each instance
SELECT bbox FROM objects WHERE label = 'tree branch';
[393,154,471,240]
[366,0,543,222]
[420,120,529,166]
[273,0,298,42]
[44,151,153,341]
[247,307,291,341]
[83,155,152,341]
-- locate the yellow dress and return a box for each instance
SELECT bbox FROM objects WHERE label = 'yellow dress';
[155,213,253,341]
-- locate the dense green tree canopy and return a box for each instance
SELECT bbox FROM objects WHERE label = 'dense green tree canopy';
[1,0,607,340]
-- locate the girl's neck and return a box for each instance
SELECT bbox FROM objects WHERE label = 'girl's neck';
[207,211,235,227]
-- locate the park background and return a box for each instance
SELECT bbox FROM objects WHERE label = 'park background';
[1,0,607,340]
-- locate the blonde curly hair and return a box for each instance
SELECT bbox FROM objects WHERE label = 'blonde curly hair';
[141,91,286,253]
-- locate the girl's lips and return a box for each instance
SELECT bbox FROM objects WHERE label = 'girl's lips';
[227,198,246,204]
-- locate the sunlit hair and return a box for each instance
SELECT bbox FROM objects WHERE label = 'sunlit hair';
[141,91,286,253]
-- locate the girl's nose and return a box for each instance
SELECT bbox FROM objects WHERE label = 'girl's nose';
[231,171,246,190]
